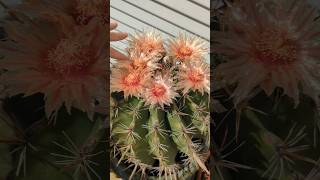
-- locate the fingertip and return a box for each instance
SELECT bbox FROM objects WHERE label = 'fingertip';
[110,32,129,41]
[110,21,118,30]
[123,32,128,38]
[110,48,129,61]
[110,21,118,25]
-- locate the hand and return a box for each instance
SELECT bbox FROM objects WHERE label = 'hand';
[110,22,129,60]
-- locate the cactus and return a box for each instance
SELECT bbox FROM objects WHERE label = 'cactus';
[110,31,210,179]
[0,95,107,180]
[111,95,209,179]
[211,0,320,179]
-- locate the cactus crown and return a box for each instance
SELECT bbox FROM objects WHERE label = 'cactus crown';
[110,30,210,179]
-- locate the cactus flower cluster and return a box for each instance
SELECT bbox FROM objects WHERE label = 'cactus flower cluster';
[110,31,210,179]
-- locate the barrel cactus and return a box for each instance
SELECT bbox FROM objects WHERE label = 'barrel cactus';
[110,31,210,179]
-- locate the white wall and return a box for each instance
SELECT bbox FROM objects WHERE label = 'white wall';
[110,0,210,63]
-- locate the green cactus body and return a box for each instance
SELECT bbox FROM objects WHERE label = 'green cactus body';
[185,96,210,137]
[146,107,179,178]
[111,97,154,166]
[167,105,209,175]
[111,96,210,179]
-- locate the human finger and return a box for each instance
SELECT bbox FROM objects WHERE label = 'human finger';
[110,47,129,60]
[110,32,128,41]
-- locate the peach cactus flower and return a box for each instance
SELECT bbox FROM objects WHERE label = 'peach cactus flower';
[127,30,165,58]
[0,17,107,120]
[177,62,210,95]
[111,67,150,98]
[168,33,208,64]
[213,0,320,106]
[144,75,178,108]
[116,53,159,72]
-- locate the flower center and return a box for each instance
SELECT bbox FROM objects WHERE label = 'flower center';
[123,73,141,87]
[151,84,167,97]
[46,38,92,75]
[177,45,193,59]
[188,70,204,83]
[253,29,298,66]
[145,43,157,53]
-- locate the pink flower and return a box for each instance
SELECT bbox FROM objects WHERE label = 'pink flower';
[0,18,107,120]
[116,53,159,72]
[213,0,320,106]
[168,33,207,64]
[178,62,210,95]
[127,30,165,58]
[144,75,178,108]
[111,68,149,98]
